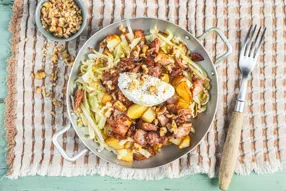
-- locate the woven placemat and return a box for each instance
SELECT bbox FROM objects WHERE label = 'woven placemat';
[5,0,286,179]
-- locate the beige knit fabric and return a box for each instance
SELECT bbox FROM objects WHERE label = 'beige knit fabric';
[5,0,286,179]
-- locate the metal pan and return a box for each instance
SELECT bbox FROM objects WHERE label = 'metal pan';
[53,18,232,169]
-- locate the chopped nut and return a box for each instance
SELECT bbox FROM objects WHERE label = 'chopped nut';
[64,55,75,66]
[52,54,58,64]
[142,45,148,53]
[42,47,47,56]
[103,102,113,117]
[55,27,63,37]
[113,101,127,112]
[153,118,159,126]
[52,98,62,107]
[141,64,149,74]
[50,111,55,116]
[128,81,137,91]
[58,17,65,27]
[46,92,51,97]
[132,46,140,57]
[139,53,146,58]
[35,86,41,94]
[40,0,83,38]
[41,86,46,97]
[42,2,52,8]
[106,80,115,90]
[166,113,175,118]
[159,127,167,137]
[119,25,126,33]
[148,85,158,95]
[62,50,69,59]
[139,45,148,58]
[165,65,172,73]
[154,54,162,63]
[62,87,66,95]
[50,70,58,81]
[157,106,166,115]
[35,70,46,79]
[109,92,115,101]
[49,25,56,32]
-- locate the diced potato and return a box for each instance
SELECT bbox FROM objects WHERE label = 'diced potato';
[169,136,183,145]
[178,135,191,149]
[124,141,134,149]
[106,137,124,150]
[141,107,156,123]
[117,149,133,162]
[160,73,170,83]
[102,93,112,104]
[153,144,163,152]
[113,101,127,112]
[133,143,142,152]
[127,104,148,119]
[176,81,192,102]
[106,34,121,51]
[177,98,190,109]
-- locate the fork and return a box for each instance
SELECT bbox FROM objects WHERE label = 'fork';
[219,25,266,190]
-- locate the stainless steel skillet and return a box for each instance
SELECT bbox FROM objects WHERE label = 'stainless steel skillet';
[53,18,232,169]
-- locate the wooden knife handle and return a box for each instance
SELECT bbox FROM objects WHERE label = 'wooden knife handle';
[219,111,244,190]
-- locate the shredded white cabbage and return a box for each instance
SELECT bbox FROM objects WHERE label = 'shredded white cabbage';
[119,137,134,146]
[129,37,141,50]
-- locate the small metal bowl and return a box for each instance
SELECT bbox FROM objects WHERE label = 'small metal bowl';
[35,0,87,42]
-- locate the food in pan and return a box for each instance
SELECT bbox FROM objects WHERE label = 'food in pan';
[72,25,210,162]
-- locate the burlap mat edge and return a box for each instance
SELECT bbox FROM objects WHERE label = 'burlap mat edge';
[5,0,23,176]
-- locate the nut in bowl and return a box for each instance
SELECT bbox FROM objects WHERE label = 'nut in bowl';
[35,0,87,42]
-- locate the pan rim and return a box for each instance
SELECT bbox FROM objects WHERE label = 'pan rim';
[66,17,219,169]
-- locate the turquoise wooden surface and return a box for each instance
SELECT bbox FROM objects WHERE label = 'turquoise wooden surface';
[0,2,285,191]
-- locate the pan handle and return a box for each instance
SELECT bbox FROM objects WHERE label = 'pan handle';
[196,27,232,66]
[52,124,88,162]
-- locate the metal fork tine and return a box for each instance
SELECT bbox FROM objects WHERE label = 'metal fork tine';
[243,25,253,45]
[250,27,262,57]
[254,27,266,58]
[244,25,257,56]
[241,25,253,53]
